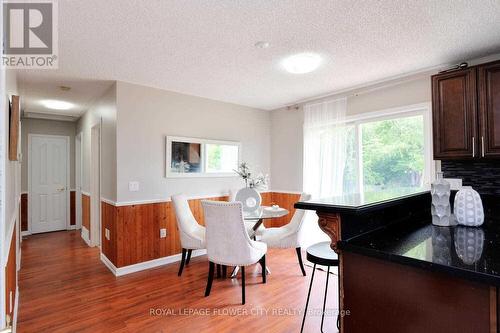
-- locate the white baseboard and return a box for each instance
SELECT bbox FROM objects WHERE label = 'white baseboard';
[81,227,91,246]
[67,225,77,230]
[100,249,207,277]
[20,231,31,237]
[13,286,19,333]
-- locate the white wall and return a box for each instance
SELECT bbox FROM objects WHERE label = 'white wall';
[115,81,271,203]
[76,83,117,201]
[21,118,77,192]
[270,76,432,192]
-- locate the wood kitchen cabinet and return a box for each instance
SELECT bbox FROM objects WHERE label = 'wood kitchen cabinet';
[478,60,500,158]
[432,60,500,160]
[432,68,477,159]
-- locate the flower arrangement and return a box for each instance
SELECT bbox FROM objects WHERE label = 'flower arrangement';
[234,162,269,190]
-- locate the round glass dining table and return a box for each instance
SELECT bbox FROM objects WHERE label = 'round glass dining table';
[230,206,289,278]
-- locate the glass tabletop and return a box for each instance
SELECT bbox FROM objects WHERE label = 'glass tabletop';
[243,206,289,220]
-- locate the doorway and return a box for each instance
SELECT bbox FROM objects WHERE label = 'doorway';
[90,124,101,247]
[28,134,70,234]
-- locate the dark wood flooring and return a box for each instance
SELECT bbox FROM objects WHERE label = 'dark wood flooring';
[17,230,338,332]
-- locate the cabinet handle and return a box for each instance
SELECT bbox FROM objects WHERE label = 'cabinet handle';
[472,137,475,157]
[481,136,485,157]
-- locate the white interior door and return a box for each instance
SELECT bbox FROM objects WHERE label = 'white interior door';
[30,135,69,234]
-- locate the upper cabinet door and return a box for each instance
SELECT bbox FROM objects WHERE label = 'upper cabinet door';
[432,68,477,160]
[478,61,500,158]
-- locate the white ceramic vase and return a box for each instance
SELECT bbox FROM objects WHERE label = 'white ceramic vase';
[453,187,484,227]
[454,226,484,265]
[431,172,452,227]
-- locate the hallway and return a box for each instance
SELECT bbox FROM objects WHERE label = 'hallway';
[17,231,338,333]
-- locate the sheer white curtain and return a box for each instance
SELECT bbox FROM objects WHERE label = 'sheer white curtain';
[301,97,348,247]
[303,97,348,198]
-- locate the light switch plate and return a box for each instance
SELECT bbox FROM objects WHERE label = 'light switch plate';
[128,181,140,192]
[105,228,110,240]
[160,228,167,238]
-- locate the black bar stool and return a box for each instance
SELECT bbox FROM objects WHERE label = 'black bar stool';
[300,241,339,333]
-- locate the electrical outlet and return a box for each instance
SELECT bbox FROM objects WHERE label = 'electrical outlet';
[160,228,167,238]
[444,178,463,190]
[128,181,140,192]
[105,228,110,240]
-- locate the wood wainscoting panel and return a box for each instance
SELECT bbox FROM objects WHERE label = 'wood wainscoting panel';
[101,201,117,265]
[5,224,17,321]
[70,191,76,226]
[21,193,28,232]
[269,192,301,228]
[82,194,91,232]
[102,192,302,268]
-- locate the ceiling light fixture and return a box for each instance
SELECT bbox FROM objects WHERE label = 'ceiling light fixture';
[40,99,75,110]
[281,53,322,74]
[254,41,270,49]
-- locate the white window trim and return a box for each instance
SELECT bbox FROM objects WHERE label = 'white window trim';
[165,136,241,178]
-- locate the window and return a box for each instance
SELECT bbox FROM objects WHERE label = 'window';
[166,136,240,177]
[306,104,432,198]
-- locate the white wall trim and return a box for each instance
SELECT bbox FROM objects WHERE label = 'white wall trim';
[269,189,303,194]
[100,250,207,277]
[81,191,91,197]
[105,190,301,207]
[12,286,19,333]
[2,206,18,267]
[81,227,91,246]
[20,231,31,237]
[100,197,116,206]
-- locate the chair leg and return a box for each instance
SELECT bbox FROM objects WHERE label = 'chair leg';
[259,255,266,283]
[300,263,316,333]
[296,247,306,276]
[178,248,187,276]
[222,265,227,278]
[217,264,222,278]
[241,266,246,305]
[204,262,215,297]
[186,249,193,265]
[320,266,330,333]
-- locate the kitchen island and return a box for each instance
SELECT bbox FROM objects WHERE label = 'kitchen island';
[296,189,499,333]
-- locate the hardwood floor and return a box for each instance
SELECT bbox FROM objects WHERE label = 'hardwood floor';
[18,231,338,333]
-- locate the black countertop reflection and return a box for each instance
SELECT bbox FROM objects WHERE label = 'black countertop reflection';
[295,187,429,214]
[341,219,500,286]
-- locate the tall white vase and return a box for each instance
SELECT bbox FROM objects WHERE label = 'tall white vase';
[431,172,452,227]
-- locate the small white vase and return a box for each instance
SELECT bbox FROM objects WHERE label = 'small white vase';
[431,172,452,227]
[454,187,484,227]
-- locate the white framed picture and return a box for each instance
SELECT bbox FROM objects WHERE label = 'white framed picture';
[165,136,241,178]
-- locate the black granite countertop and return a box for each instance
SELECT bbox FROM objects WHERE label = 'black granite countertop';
[295,187,429,214]
[341,217,500,286]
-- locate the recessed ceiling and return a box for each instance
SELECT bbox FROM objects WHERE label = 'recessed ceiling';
[18,74,114,119]
[17,0,500,110]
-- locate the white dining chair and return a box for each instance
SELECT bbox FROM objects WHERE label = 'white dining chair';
[171,194,206,276]
[229,188,265,236]
[202,200,267,305]
[257,193,312,276]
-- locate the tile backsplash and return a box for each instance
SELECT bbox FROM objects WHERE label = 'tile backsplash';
[441,160,500,195]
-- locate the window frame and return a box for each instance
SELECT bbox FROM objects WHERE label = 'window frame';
[165,136,241,178]
[318,103,434,196]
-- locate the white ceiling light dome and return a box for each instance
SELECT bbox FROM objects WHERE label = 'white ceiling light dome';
[40,99,75,110]
[281,53,323,74]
